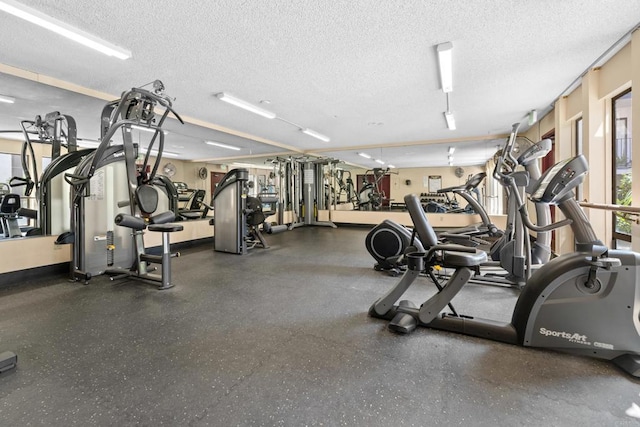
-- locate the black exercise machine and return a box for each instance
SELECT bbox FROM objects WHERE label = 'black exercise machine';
[365,219,425,276]
[370,151,640,378]
[0,351,17,373]
[212,168,271,254]
[66,80,184,289]
[0,193,22,238]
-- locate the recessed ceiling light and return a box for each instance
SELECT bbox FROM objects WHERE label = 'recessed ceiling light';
[374,159,385,165]
[358,152,371,159]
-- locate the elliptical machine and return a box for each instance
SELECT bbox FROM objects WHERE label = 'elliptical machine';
[369,149,640,377]
[459,127,554,288]
[366,220,425,276]
[436,172,502,246]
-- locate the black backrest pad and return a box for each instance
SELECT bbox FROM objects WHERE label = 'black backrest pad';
[404,194,438,247]
[190,189,206,210]
[136,184,159,215]
[0,194,21,214]
[246,196,266,226]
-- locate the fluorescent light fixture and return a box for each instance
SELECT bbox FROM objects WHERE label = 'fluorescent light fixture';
[448,146,455,155]
[374,159,385,165]
[215,92,276,119]
[205,141,241,151]
[232,162,273,170]
[387,164,396,169]
[142,148,178,157]
[0,0,131,59]
[528,109,538,126]
[301,128,330,142]
[0,94,15,104]
[358,152,371,159]
[131,124,168,135]
[76,139,100,148]
[444,112,456,130]
[448,160,453,166]
[437,42,453,93]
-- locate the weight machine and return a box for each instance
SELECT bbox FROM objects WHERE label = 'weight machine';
[65,80,184,289]
[2,112,90,236]
[264,156,337,231]
[357,168,391,211]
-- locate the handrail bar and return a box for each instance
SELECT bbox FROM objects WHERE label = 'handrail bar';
[580,201,640,215]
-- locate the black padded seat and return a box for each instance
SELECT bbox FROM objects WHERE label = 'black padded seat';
[180,212,203,220]
[439,250,487,267]
[148,224,183,233]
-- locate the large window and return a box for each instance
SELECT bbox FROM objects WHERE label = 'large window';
[42,156,51,171]
[0,152,31,228]
[0,152,27,196]
[612,89,632,248]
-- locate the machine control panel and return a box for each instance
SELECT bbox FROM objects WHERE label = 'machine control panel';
[517,138,552,165]
[530,155,588,204]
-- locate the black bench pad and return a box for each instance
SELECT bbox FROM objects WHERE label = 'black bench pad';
[148,224,184,233]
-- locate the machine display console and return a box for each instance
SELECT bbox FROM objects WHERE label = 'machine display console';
[530,155,588,204]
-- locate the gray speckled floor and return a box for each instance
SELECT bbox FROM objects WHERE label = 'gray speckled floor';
[0,226,639,426]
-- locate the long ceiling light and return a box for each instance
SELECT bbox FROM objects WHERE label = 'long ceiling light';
[76,139,100,148]
[444,112,456,130]
[142,148,178,157]
[0,0,131,60]
[374,159,385,165]
[436,42,453,93]
[301,128,330,142]
[232,162,273,170]
[131,124,168,135]
[448,146,455,155]
[0,94,15,104]
[358,152,371,159]
[444,92,456,131]
[215,92,276,119]
[205,141,241,151]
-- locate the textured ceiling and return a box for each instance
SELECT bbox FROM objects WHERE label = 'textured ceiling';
[0,0,639,168]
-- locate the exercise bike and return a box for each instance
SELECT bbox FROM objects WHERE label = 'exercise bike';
[369,152,640,378]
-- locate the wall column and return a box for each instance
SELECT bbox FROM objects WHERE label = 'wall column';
[581,68,609,244]
[631,30,640,251]
[554,96,574,254]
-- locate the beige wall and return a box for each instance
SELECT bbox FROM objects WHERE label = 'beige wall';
[525,30,639,253]
[3,28,640,275]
